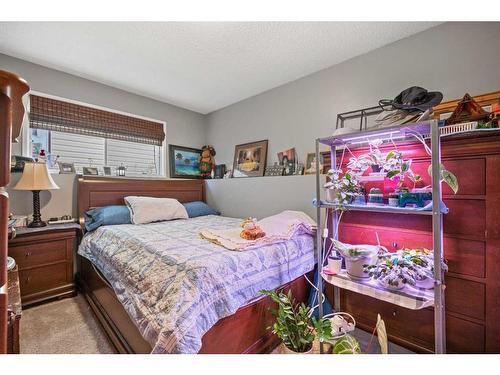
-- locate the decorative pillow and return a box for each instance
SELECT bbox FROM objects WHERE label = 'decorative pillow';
[183,201,220,218]
[84,205,131,232]
[124,196,188,224]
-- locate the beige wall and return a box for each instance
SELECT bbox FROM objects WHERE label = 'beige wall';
[206,22,500,218]
[1,53,207,219]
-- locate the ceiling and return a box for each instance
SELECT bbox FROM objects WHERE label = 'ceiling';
[0,22,439,114]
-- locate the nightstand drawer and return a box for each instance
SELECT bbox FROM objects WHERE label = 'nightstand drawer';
[9,239,67,269]
[19,263,68,296]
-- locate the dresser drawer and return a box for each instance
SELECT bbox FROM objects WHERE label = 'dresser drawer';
[9,239,68,269]
[445,276,485,320]
[19,263,68,296]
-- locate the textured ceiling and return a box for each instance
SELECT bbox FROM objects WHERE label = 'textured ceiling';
[0,22,439,114]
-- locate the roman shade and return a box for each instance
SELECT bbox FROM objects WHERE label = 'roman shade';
[29,94,165,146]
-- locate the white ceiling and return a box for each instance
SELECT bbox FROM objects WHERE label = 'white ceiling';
[0,22,439,114]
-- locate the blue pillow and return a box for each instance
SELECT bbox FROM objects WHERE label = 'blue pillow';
[84,205,131,232]
[183,201,220,218]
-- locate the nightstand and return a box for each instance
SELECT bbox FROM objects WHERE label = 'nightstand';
[8,223,81,307]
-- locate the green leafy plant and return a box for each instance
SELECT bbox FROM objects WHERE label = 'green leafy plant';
[332,334,361,354]
[260,289,332,353]
[427,164,459,194]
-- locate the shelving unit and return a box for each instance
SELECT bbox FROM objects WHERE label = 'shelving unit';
[313,120,447,354]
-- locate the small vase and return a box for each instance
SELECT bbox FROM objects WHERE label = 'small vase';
[280,344,313,354]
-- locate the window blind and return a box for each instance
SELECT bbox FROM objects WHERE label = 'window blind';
[29,95,165,146]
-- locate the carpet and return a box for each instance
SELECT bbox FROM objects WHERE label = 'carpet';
[20,294,114,354]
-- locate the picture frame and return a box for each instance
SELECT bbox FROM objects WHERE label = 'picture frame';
[58,162,76,174]
[232,140,268,178]
[83,167,99,176]
[304,152,324,175]
[169,144,202,179]
[277,147,296,176]
[103,166,112,176]
[264,163,285,176]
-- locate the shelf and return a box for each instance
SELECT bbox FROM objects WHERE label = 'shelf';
[314,200,447,215]
[318,121,432,147]
[322,270,434,310]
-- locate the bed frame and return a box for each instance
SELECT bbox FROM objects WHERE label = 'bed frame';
[77,176,311,354]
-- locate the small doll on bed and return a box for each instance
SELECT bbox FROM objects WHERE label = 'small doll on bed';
[240,217,266,240]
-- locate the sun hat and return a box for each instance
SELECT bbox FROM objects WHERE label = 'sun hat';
[379,86,443,112]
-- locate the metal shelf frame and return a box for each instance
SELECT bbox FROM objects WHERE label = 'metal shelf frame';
[314,120,446,354]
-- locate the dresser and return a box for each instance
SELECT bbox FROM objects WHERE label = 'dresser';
[325,131,500,353]
[8,223,80,307]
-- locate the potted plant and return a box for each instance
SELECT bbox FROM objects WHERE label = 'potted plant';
[324,169,361,207]
[260,289,332,354]
[399,248,448,289]
[332,334,361,354]
[364,256,417,291]
[332,239,384,280]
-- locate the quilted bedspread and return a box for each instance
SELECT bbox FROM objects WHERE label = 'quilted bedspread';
[78,215,315,354]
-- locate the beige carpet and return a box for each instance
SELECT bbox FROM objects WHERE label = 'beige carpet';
[21,294,411,354]
[20,294,114,354]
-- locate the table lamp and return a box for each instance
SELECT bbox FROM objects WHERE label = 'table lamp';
[14,162,59,228]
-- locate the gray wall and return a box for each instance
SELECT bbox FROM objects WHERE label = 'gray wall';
[1,53,206,219]
[206,22,500,218]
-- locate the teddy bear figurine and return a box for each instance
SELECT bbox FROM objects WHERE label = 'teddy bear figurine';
[199,145,216,178]
[240,217,266,240]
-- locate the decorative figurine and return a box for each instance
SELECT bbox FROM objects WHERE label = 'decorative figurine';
[199,145,216,178]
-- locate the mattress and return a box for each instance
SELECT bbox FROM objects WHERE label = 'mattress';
[78,215,315,354]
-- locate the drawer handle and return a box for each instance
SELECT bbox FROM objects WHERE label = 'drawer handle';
[25,276,31,283]
[392,309,399,317]
[25,251,32,257]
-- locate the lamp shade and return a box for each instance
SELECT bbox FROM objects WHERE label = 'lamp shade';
[14,162,59,191]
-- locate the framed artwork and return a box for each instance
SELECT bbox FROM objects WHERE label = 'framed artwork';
[58,162,75,174]
[103,166,112,176]
[304,152,324,175]
[277,147,296,176]
[169,144,202,179]
[232,140,268,178]
[83,167,99,176]
[264,163,285,176]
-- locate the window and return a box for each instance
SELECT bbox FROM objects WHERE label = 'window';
[30,129,162,176]
[28,94,165,177]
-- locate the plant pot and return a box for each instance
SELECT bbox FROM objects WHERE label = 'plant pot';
[345,255,377,280]
[325,188,337,202]
[377,278,405,291]
[280,343,313,354]
[415,276,434,289]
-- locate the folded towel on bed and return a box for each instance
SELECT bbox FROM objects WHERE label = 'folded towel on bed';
[200,210,316,251]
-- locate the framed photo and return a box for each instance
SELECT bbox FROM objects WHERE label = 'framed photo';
[58,162,76,174]
[232,140,268,178]
[103,166,112,176]
[304,152,324,175]
[83,167,99,176]
[264,163,285,176]
[277,147,296,176]
[169,144,202,179]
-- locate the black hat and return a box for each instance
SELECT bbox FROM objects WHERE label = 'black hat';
[379,86,443,112]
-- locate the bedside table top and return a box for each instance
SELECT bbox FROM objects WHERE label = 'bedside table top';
[13,222,81,237]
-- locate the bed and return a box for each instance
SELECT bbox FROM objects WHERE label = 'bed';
[76,177,315,354]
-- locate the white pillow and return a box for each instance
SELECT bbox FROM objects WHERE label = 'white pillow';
[124,196,188,224]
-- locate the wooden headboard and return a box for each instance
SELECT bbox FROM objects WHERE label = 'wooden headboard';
[78,176,205,225]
